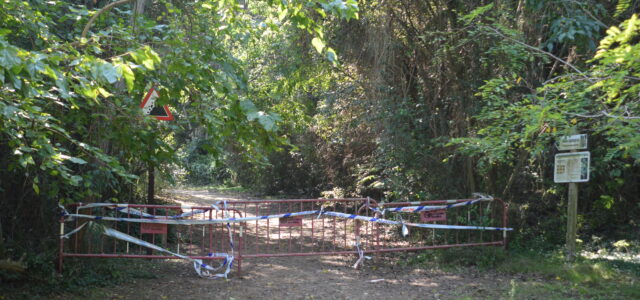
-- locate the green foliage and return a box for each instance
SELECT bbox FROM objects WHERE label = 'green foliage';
[0,256,158,299]
[0,0,360,290]
[2,1,639,294]
[460,3,494,25]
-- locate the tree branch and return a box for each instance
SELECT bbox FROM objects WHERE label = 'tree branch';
[485,26,593,83]
[82,0,135,40]
[569,109,640,120]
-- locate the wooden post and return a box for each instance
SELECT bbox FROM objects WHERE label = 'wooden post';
[566,147,578,261]
[566,181,578,260]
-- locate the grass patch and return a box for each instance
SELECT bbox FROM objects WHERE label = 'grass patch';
[406,246,640,299]
[404,246,508,270]
[506,278,640,300]
[497,251,639,299]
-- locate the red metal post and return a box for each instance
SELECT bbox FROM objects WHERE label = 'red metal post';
[237,223,243,276]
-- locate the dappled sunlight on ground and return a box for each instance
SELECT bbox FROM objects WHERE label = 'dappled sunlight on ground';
[163,189,252,206]
[580,250,640,263]
[90,255,511,300]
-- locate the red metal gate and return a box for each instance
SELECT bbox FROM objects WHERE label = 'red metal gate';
[59,197,508,275]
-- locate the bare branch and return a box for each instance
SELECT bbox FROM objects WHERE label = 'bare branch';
[485,26,593,83]
[82,0,135,40]
[569,109,640,120]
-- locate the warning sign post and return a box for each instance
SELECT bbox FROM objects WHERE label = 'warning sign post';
[140,85,174,121]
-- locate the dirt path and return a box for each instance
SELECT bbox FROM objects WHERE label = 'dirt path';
[74,189,515,299]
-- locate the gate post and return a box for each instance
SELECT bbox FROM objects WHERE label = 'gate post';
[58,217,64,273]
[237,225,243,276]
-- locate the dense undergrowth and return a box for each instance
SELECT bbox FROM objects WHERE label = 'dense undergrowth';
[2,0,640,297]
[0,259,159,300]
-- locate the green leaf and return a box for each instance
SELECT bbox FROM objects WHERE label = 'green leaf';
[278,8,288,21]
[311,37,325,53]
[326,47,338,65]
[615,0,631,18]
[68,157,87,164]
[240,100,258,112]
[42,65,57,80]
[130,47,157,71]
[258,115,276,131]
[100,62,119,84]
[78,85,99,100]
[116,63,135,92]
[145,46,161,65]
[32,183,39,195]
[460,3,494,25]
[0,44,21,69]
[57,154,87,164]
[19,155,34,168]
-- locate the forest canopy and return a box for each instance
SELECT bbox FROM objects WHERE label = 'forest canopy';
[1,0,639,287]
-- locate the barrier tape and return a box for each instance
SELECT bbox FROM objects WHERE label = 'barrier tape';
[77,203,216,220]
[59,196,510,278]
[370,194,494,215]
[60,221,233,278]
[60,203,235,279]
[101,224,233,279]
[352,237,371,269]
[320,211,512,231]
[60,208,512,231]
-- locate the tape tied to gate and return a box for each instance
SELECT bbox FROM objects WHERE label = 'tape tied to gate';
[76,202,218,220]
[352,237,371,269]
[59,196,511,279]
[61,222,234,279]
[369,194,494,215]
[62,208,513,231]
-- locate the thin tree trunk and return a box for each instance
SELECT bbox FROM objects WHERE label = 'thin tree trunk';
[132,0,146,32]
[147,163,154,204]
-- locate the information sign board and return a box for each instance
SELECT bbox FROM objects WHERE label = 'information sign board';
[557,134,588,151]
[554,151,590,183]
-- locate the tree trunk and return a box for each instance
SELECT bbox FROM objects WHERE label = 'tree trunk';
[132,0,146,31]
[147,163,154,204]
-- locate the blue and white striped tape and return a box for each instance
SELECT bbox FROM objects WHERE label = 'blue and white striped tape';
[60,202,235,279]
[77,203,217,220]
[61,208,512,231]
[59,196,511,279]
[101,224,234,279]
[370,195,494,215]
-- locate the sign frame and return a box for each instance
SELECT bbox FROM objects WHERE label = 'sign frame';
[554,151,590,183]
[557,134,588,151]
[140,85,174,121]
